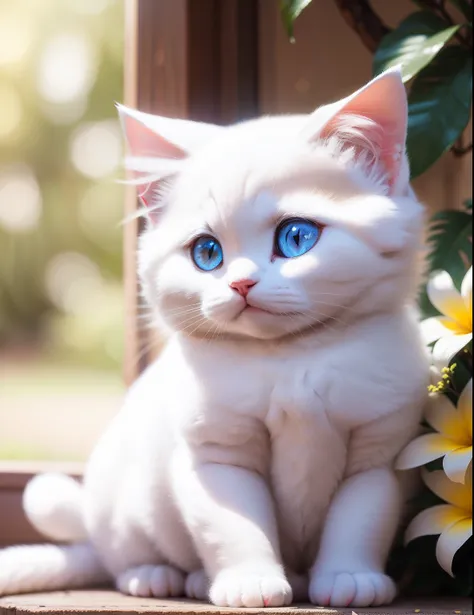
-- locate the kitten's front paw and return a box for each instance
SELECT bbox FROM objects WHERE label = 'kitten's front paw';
[210,568,292,608]
[116,565,185,598]
[309,571,396,607]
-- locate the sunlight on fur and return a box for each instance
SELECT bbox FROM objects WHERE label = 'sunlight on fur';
[0,68,430,609]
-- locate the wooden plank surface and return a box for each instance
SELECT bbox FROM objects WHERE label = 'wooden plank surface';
[0,591,471,615]
[0,462,83,489]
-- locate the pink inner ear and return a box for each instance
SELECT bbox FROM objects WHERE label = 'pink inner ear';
[120,112,187,215]
[124,116,187,162]
[318,72,408,191]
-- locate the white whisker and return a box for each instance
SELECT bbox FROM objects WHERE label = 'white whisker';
[130,336,160,371]
[306,299,357,312]
[186,317,208,338]
[179,312,208,332]
[163,304,203,317]
[305,290,351,297]
[304,309,348,328]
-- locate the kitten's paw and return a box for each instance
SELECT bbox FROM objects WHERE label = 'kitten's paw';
[116,565,185,598]
[185,569,209,601]
[210,568,293,608]
[309,571,396,607]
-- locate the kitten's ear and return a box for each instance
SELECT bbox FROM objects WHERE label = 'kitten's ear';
[116,104,222,213]
[303,68,409,195]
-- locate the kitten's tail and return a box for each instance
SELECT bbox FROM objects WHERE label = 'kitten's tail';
[0,473,111,596]
[0,543,110,596]
[23,472,87,543]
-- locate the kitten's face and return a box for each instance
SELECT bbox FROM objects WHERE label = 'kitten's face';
[120,70,424,341]
[138,127,423,341]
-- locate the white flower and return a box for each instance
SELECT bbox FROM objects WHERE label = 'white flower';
[396,380,472,483]
[421,268,472,370]
[405,468,472,577]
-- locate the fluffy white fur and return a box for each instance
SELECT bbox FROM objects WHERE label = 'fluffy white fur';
[0,69,429,608]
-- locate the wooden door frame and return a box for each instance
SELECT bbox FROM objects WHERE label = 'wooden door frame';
[123,0,259,385]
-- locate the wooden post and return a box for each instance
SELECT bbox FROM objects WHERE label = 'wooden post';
[122,0,259,385]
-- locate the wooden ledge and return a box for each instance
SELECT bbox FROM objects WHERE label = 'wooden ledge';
[0,591,471,615]
[0,462,84,488]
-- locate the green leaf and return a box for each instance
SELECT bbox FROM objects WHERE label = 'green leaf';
[451,352,473,395]
[280,0,312,40]
[427,209,472,284]
[407,46,473,178]
[419,208,472,317]
[374,11,461,82]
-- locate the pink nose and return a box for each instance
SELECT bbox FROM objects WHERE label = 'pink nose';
[229,278,257,298]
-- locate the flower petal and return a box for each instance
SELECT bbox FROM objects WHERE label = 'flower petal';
[427,270,465,323]
[461,267,472,315]
[421,317,451,345]
[458,379,473,439]
[396,434,457,470]
[404,504,463,545]
[443,447,473,483]
[422,469,471,511]
[425,393,467,442]
[432,333,472,371]
[438,317,468,333]
[464,461,472,492]
[436,517,472,576]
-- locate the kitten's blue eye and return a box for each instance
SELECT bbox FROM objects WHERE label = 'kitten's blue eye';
[275,218,321,258]
[191,235,223,271]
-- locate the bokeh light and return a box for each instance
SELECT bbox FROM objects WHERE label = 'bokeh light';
[0,0,125,462]
[68,0,112,16]
[37,33,97,104]
[40,96,88,126]
[79,182,123,244]
[69,120,122,179]
[0,166,42,233]
[44,252,104,315]
[0,8,32,67]
[0,82,23,140]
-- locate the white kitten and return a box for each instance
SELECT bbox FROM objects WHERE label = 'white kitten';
[0,69,429,608]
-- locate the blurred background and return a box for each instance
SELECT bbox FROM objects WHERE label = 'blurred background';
[0,0,470,464]
[0,0,125,461]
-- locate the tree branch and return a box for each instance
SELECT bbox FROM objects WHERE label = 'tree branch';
[415,0,454,24]
[452,142,473,156]
[332,0,391,53]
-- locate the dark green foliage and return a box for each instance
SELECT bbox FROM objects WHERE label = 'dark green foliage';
[373,12,461,82]
[419,199,472,317]
[373,8,472,179]
[281,1,473,178]
[406,48,472,178]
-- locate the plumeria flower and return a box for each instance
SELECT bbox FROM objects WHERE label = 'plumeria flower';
[421,267,472,370]
[396,379,472,483]
[405,468,472,576]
